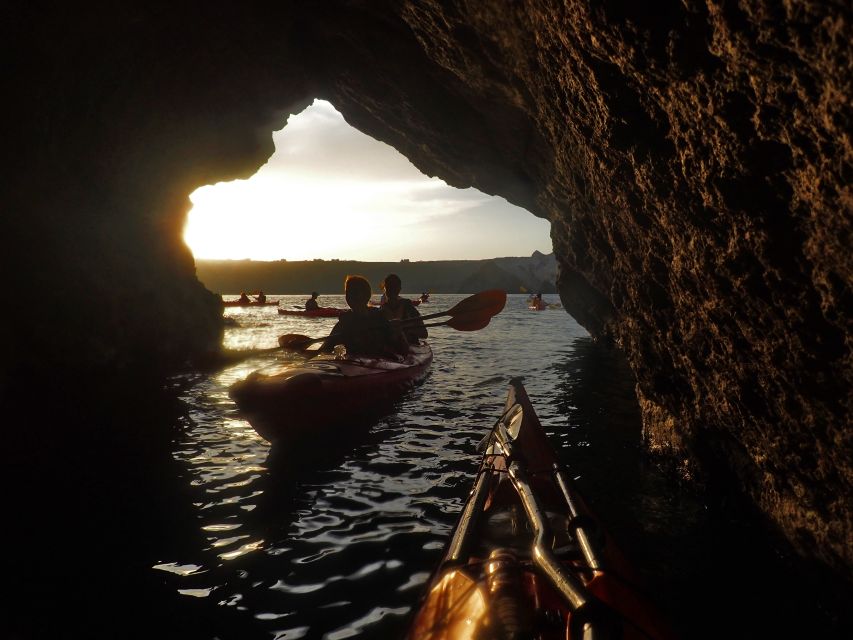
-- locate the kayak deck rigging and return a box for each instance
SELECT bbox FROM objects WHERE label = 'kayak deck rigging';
[407,379,673,640]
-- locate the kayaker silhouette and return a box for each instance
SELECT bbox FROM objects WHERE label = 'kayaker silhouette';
[379,273,427,344]
[238,291,250,304]
[530,293,546,310]
[255,291,266,303]
[304,291,320,311]
[321,275,408,356]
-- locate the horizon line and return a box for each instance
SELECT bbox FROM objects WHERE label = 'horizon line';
[195,252,553,263]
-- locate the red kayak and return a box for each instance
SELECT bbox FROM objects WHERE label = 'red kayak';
[229,343,433,444]
[223,300,279,307]
[406,379,674,640]
[277,307,347,318]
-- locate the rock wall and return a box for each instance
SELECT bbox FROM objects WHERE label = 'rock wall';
[5,2,850,576]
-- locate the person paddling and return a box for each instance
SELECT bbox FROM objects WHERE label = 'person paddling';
[238,291,251,304]
[255,291,266,303]
[321,276,408,356]
[379,273,428,344]
[304,291,320,311]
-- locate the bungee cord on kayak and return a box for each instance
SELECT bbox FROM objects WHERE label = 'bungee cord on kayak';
[405,379,675,640]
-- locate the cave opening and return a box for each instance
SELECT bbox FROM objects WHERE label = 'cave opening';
[183,99,552,273]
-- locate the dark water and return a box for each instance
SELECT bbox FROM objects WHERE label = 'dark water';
[148,294,850,639]
[160,294,588,638]
[7,294,849,639]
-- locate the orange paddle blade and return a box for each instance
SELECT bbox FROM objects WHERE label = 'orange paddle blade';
[417,290,507,323]
[445,314,492,331]
[447,289,506,317]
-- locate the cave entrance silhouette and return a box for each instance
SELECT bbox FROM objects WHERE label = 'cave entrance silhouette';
[183,99,550,266]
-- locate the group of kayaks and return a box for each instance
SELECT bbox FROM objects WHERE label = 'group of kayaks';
[227,298,673,638]
[277,307,347,318]
[222,299,280,307]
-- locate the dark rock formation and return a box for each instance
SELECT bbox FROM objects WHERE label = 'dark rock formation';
[5,1,850,579]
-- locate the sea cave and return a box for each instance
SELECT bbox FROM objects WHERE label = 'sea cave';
[4,2,851,639]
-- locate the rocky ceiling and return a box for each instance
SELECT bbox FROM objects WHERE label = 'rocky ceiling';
[4,2,850,578]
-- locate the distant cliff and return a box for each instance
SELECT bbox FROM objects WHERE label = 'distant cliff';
[196,251,557,295]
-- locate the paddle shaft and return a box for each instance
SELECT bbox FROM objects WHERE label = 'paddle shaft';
[290,316,424,349]
[300,321,447,354]
[278,290,506,351]
[417,308,457,322]
[298,316,485,353]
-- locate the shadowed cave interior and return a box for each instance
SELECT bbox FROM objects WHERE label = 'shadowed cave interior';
[3,2,851,638]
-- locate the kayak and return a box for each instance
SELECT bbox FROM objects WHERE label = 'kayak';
[229,342,433,444]
[223,300,279,307]
[406,379,674,640]
[277,307,347,318]
[528,303,562,310]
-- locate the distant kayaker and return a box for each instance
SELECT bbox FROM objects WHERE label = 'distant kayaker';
[322,276,407,356]
[530,293,546,310]
[419,292,430,303]
[380,273,428,344]
[305,291,320,311]
[238,291,251,304]
[255,291,266,303]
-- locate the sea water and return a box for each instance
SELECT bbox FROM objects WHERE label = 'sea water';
[154,294,847,639]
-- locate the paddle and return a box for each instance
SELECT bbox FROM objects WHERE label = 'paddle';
[277,290,506,352]
[417,289,506,323]
[422,314,492,331]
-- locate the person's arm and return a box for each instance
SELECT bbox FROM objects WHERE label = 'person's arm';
[387,318,410,354]
[374,313,409,355]
[404,301,428,338]
[319,319,345,352]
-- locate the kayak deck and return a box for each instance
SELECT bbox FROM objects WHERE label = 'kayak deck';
[406,378,673,640]
[230,343,433,444]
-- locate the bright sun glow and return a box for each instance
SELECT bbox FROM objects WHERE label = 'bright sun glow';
[184,100,551,261]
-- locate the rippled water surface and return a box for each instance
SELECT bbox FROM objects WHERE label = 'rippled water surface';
[151,294,849,639]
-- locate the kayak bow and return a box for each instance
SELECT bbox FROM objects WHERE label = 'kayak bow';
[406,379,674,640]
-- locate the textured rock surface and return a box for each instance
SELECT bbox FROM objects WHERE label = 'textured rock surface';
[5,2,851,577]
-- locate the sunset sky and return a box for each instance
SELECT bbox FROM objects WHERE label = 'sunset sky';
[184,100,551,261]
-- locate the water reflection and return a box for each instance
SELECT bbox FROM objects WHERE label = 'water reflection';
[153,296,851,639]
